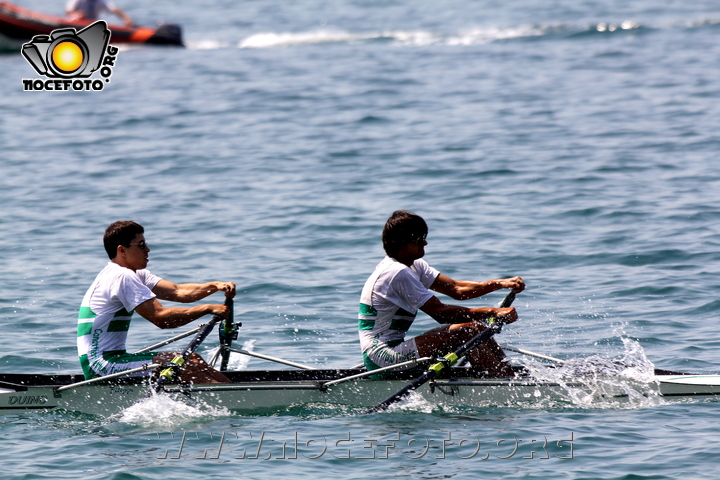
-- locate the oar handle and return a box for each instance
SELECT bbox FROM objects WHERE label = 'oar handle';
[498,290,516,308]
[219,296,238,371]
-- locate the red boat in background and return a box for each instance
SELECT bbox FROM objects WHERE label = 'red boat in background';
[0,1,183,46]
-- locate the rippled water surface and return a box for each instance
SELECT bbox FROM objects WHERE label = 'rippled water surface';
[2,0,720,478]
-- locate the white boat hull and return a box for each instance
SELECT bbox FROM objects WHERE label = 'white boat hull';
[2,370,720,416]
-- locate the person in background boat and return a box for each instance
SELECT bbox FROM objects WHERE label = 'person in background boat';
[358,210,525,378]
[65,0,133,27]
[77,221,235,383]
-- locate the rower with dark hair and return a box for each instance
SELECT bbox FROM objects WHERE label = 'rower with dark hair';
[77,221,235,383]
[358,210,525,378]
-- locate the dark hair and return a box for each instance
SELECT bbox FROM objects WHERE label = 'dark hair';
[103,221,144,259]
[382,210,428,258]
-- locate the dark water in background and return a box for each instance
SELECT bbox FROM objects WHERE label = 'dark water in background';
[2,1,720,478]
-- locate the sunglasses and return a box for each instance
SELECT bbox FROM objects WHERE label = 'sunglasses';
[126,241,149,250]
[410,233,427,245]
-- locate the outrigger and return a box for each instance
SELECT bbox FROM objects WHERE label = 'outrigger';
[2,295,720,417]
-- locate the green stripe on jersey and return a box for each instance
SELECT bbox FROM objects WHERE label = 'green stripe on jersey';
[102,351,155,364]
[395,307,416,318]
[359,303,378,316]
[77,322,94,337]
[79,354,96,379]
[107,319,132,332]
[389,318,413,332]
[358,318,376,330]
[78,306,96,320]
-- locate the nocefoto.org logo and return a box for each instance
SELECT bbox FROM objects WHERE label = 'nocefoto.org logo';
[21,21,119,92]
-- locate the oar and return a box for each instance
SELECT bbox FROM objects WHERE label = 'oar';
[453,290,516,368]
[496,289,516,309]
[152,297,231,393]
[501,345,565,364]
[364,290,517,414]
[218,297,239,371]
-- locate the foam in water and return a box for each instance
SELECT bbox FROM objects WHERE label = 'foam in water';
[232,20,646,50]
[596,20,640,32]
[239,30,363,48]
[185,39,232,50]
[385,390,435,414]
[112,390,232,428]
[111,339,255,427]
[110,341,256,427]
[522,338,665,408]
[237,26,546,49]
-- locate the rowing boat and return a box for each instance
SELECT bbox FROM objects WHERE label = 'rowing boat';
[2,366,719,417]
[0,1,183,47]
[3,292,719,417]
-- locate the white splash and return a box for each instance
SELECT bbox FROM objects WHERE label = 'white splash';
[113,390,231,428]
[386,390,435,414]
[206,339,255,371]
[240,30,365,48]
[229,339,256,370]
[524,338,665,408]
[185,39,232,50]
[446,25,547,45]
[238,26,546,49]
[596,20,640,32]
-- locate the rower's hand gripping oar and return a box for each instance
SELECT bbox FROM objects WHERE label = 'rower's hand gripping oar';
[152,296,233,393]
[363,289,517,414]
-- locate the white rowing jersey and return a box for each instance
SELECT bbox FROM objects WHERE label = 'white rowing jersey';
[358,256,439,356]
[77,262,161,378]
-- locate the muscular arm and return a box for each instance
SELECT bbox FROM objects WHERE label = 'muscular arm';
[65,7,87,19]
[152,279,236,303]
[134,297,228,329]
[111,7,133,26]
[430,274,524,300]
[419,296,517,325]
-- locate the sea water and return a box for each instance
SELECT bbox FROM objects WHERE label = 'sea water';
[2,0,720,478]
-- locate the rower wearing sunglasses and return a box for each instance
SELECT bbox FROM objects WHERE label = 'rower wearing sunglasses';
[358,210,524,379]
[77,221,235,383]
